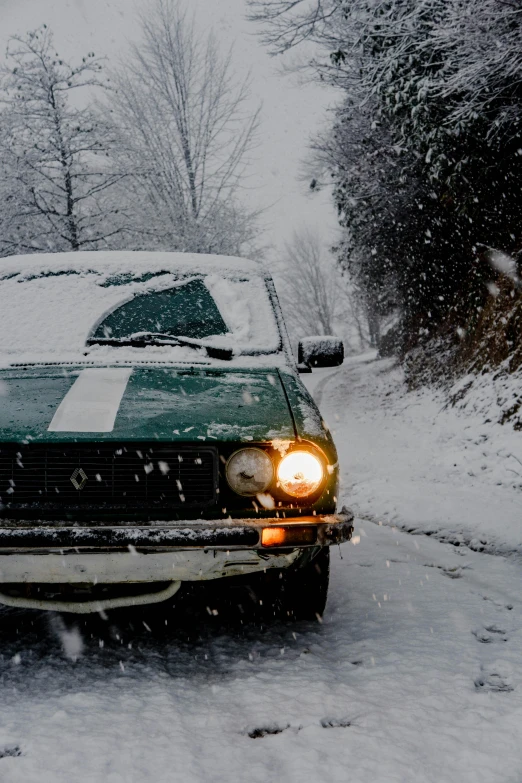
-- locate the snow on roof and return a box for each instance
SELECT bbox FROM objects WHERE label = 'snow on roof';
[0,250,267,277]
[0,251,282,366]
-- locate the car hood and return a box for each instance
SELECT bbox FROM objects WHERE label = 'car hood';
[0,365,297,443]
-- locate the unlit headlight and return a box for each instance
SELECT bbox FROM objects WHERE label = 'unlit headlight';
[277,451,323,498]
[226,448,274,496]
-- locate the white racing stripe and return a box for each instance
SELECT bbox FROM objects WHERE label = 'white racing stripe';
[48,368,132,432]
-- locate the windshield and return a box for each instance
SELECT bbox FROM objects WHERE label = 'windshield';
[91,278,229,342]
[0,262,282,366]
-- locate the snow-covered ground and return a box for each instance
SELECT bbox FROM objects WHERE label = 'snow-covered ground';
[320,353,522,556]
[1,353,522,782]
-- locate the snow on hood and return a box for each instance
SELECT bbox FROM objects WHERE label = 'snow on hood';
[0,365,296,443]
[0,251,283,366]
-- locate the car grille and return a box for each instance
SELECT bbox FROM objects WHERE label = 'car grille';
[0,444,217,511]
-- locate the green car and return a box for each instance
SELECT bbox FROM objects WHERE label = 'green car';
[0,252,353,617]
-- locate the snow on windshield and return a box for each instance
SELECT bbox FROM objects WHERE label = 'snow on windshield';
[0,252,282,365]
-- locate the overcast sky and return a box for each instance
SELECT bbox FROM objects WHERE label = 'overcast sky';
[0,0,339,263]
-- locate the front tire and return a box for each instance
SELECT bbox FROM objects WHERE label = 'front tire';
[256,547,330,621]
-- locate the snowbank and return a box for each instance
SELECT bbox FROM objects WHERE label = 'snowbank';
[313,354,522,556]
[449,363,522,430]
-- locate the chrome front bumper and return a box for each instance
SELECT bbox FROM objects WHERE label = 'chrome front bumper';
[0,507,354,554]
[0,548,305,584]
[0,509,354,611]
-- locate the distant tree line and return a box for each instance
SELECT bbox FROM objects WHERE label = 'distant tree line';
[277,226,372,349]
[248,0,522,352]
[0,0,260,258]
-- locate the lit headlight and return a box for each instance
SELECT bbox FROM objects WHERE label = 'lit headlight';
[277,451,324,498]
[226,448,274,496]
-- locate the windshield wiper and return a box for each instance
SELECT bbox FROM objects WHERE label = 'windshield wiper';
[87,332,233,361]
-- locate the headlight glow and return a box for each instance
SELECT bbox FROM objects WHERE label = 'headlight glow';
[226,448,274,496]
[277,450,324,498]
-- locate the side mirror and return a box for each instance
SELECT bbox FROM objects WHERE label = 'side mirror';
[298,336,344,370]
[296,362,312,374]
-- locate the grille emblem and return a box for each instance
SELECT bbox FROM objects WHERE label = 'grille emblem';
[70,467,88,490]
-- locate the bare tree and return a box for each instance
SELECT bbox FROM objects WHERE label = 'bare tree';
[247,0,343,55]
[0,26,125,255]
[109,0,261,255]
[276,226,369,348]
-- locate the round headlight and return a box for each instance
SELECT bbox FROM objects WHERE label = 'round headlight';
[277,450,324,498]
[226,448,274,496]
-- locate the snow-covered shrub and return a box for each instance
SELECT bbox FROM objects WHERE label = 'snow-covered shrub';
[249,0,522,366]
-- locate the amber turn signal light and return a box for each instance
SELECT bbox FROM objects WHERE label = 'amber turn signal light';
[261,525,317,547]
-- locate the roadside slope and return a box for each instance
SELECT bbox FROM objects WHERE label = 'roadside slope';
[312,353,522,556]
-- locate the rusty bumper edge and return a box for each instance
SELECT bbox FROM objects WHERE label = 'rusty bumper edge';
[319,506,355,545]
[0,507,354,550]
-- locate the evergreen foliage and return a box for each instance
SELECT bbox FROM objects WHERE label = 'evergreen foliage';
[249,0,522,347]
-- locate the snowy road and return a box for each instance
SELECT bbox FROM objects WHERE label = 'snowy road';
[1,355,522,782]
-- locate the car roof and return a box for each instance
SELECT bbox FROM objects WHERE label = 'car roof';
[0,250,268,277]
